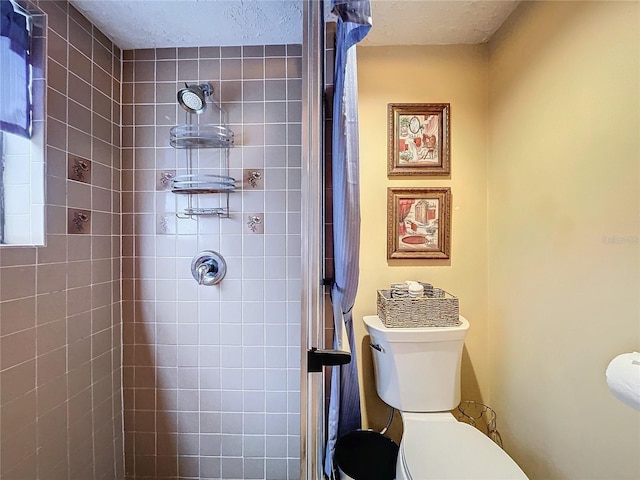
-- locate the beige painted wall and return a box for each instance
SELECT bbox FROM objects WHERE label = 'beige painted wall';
[487,2,640,479]
[355,44,490,439]
[356,2,639,477]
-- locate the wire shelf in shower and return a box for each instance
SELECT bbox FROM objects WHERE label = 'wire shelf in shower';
[169,84,236,218]
[170,124,235,149]
[171,174,237,194]
[179,206,230,218]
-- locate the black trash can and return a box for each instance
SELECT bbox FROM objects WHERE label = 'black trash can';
[334,430,399,480]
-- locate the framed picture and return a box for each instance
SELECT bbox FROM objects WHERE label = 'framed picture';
[387,187,451,259]
[387,103,450,176]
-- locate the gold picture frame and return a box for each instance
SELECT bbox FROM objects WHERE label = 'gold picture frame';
[388,103,450,176]
[387,187,451,259]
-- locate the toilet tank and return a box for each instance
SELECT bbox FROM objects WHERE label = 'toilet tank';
[363,315,469,412]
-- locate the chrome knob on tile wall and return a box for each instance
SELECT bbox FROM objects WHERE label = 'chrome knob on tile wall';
[191,250,227,285]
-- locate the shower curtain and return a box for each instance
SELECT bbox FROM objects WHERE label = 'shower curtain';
[324,0,372,477]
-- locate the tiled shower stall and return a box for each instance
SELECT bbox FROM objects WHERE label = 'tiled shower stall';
[121,46,302,479]
[0,1,303,479]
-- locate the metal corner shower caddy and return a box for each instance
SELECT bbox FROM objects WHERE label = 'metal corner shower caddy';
[169,83,236,218]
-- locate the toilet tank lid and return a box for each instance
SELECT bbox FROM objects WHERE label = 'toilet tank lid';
[401,416,528,480]
[363,315,469,342]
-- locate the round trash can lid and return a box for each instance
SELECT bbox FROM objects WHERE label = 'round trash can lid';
[335,430,398,480]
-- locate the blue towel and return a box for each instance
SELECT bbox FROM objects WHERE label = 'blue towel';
[0,0,31,138]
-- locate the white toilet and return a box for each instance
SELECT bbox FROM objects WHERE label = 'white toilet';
[364,315,528,480]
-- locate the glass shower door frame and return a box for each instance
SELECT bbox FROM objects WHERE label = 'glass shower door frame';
[301,0,326,479]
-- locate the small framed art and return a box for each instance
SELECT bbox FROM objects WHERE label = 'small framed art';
[387,187,451,259]
[388,103,450,176]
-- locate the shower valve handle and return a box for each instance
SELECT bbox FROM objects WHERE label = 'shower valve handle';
[191,251,227,286]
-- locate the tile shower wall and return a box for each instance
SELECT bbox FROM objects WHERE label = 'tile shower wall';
[0,1,123,479]
[121,45,302,479]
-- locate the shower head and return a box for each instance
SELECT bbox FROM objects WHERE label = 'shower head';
[177,83,213,114]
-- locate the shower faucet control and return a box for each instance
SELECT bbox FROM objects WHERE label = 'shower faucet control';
[191,250,227,285]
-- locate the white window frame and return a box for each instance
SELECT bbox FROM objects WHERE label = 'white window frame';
[0,2,45,246]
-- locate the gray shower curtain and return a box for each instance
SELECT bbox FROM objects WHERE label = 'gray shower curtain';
[324,0,372,476]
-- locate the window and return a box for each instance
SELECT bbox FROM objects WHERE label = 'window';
[0,0,45,245]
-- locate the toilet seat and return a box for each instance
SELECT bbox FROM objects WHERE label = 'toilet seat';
[397,412,528,480]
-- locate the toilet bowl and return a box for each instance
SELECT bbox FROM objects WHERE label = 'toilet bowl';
[396,412,526,479]
[363,315,528,480]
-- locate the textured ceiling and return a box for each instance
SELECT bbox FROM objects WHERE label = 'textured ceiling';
[69,0,304,49]
[363,0,520,46]
[69,0,519,50]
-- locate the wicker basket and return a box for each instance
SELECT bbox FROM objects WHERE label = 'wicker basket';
[376,288,460,327]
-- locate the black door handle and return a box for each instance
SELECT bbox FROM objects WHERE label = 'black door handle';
[307,347,351,372]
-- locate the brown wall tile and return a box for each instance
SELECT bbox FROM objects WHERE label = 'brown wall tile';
[0,2,123,479]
